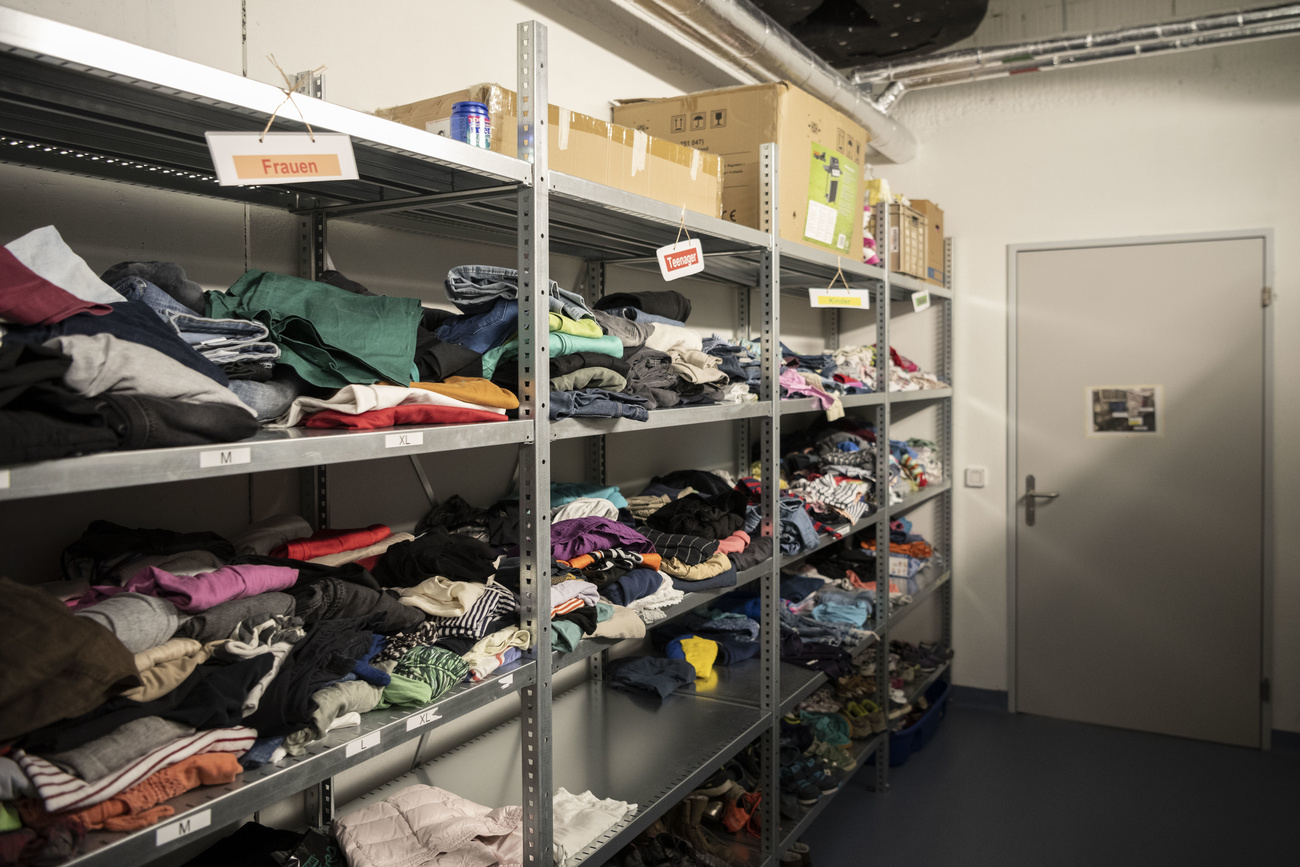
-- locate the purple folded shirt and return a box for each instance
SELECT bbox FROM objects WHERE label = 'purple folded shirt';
[67,564,299,613]
[551,516,654,561]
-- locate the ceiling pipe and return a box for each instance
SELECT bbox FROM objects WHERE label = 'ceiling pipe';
[887,18,1300,92]
[610,0,918,163]
[850,3,1300,89]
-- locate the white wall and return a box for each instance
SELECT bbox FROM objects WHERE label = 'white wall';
[878,32,1300,731]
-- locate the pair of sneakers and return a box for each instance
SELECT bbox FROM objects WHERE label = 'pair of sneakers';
[843,699,886,736]
[779,746,842,807]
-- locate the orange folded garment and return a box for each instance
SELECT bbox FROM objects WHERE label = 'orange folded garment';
[407,376,520,410]
[18,753,242,834]
[860,538,933,559]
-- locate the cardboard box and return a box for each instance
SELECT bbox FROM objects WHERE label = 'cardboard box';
[868,203,927,280]
[612,82,868,260]
[376,84,722,218]
[910,199,946,287]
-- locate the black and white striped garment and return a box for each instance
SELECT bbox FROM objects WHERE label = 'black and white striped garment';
[792,476,871,524]
[638,527,719,565]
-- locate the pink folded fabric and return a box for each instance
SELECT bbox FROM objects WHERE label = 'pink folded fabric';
[67,565,298,613]
[717,530,750,555]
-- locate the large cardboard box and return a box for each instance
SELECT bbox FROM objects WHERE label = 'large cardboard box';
[612,82,868,260]
[868,203,927,280]
[910,199,946,287]
[376,84,722,217]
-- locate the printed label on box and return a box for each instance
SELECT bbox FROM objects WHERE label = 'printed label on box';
[656,239,705,281]
[888,555,910,577]
[804,142,858,251]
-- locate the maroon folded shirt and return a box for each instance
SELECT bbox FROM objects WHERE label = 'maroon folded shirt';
[0,246,113,325]
[302,405,508,429]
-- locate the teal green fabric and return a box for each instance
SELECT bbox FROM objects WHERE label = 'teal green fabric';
[481,332,623,380]
[552,619,583,653]
[799,710,852,747]
[595,602,614,623]
[392,645,470,702]
[206,270,422,388]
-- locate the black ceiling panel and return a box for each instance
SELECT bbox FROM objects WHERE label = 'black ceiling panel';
[752,0,988,66]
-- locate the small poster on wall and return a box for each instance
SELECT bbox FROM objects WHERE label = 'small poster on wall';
[1088,386,1162,435]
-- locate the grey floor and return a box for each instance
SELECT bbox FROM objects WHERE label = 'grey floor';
[803,701,1299,866]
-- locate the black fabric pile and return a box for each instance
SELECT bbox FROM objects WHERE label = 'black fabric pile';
[285,577,425,634]
[373,527,500,587]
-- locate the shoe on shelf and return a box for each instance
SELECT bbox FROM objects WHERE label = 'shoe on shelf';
[779,791,803,821]
[843,700,885,738]
[809,739,857,773]
[779,763,822,807]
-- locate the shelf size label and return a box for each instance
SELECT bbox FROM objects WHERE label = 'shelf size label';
[0,470,9,490]
[499,674,514,689]
[656,239,705,282]
[808,288,870,309]
[385,432,424,449]
[406,706,443,731]
[912,291,932,312]
[205,132,359,186]
[199,447,251,469]
[344,731,382,758]
[156,809,211,846]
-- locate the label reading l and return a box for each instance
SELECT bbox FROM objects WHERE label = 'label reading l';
[656,239,705,282]
[912,291,932,313]
[199,447,251,469]
[385,432,425,448]
[205,132,359,186]
[156,810,211,846]
[344,731,381,758]
[808,288,870,309]
[405,707,442,731]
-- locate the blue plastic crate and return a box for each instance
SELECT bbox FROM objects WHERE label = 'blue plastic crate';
[870,678,951,767]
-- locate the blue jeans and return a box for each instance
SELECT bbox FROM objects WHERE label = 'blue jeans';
[550,389,649,421]
[601,306,686,328]
[434,298,518,354]
[779,496,821,555]
[445,265,594,321]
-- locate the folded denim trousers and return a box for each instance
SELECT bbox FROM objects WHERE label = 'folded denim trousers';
[549,389,649,422]
[444,264,594,322]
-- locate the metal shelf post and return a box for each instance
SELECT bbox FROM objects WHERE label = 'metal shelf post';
[872,200,893,787]
[516,20,553,866]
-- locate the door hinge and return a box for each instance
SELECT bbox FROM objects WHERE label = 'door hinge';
[1262,286,1273,307]
[1261,678,1271,702]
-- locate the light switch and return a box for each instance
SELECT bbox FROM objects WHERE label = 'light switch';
[964,467,986,488]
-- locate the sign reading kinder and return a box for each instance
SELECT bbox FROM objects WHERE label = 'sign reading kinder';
[656,238,705,281]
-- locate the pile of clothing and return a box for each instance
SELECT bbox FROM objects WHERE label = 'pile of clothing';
[777,341,948,414]
[0,510,534,864]
[442,268,759,421]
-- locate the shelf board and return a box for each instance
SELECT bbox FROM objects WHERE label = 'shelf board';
[887,479,953,518]
[888,272,950,300]
[0,7,528,212]
[902,658,952,706]
[552,400,769,440]
[776,731,888,853]
[0,420,531,501]
[779,661,829,715]
[889,387,952,404]
[337,682,772,867]
[68,660,537,867]
[780,392,885,415]
[882,570,951,633]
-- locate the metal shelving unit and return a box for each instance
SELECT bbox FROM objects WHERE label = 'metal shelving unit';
[0,6,954,865]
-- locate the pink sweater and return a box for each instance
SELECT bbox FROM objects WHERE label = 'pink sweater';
[68,565,298,613]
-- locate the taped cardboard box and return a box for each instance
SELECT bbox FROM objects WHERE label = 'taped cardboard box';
[375,84,722,217]
[910,199,946,287]
[612,82,868,259]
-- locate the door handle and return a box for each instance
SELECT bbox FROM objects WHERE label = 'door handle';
[1025,475,1059,526]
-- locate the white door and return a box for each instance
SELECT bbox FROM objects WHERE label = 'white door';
[1012,236,1267,747]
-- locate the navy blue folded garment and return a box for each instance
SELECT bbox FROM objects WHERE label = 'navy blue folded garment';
[7,299,229,385]
[607,655,696,700]
[714,636,760,666]
[603,567,663,606]
[669,563,737,594]
[780,573,826,603]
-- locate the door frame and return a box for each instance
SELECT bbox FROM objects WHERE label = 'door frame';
[1005,230,1275,748]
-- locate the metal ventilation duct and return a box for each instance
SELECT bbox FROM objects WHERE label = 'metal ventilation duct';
[611,0,918,163]
[850,3,1300,97]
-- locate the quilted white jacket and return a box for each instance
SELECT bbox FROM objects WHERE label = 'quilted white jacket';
[333,784,523,867]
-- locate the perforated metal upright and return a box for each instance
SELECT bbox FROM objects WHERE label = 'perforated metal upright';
[515,20,553,865]
[871,200,893,787]
[939,238,954,651]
